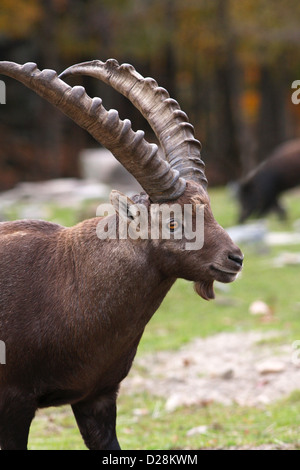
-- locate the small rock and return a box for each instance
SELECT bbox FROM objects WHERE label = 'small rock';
[272,252,300,268]
[226,222,267,244]
[249,300,272,316]
[266,232,300,246]
[165,394,185,412]
[256,360,285,375]
[221,368,234,380]
[133,408,149,416]
[186,425,208,437]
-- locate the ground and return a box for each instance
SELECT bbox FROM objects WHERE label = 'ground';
[121,330,300,410]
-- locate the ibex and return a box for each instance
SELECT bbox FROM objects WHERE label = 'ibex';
[0,59,243,450]
[238,139,300,223]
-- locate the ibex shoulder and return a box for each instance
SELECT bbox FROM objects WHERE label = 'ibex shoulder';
[0,219,64,238]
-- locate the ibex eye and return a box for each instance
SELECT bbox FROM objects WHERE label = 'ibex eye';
[167,219,179,232]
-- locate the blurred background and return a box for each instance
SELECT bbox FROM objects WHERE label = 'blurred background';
[1,1,300,450]
[1,0,300,191]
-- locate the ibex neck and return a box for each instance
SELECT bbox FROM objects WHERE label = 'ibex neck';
[64,218,175,331]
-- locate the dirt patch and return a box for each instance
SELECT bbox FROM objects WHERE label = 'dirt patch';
[121,331,300,410]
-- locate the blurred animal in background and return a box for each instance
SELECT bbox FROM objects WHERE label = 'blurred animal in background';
[238,139,300,223]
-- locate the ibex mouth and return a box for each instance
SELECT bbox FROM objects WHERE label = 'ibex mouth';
[194,258,242,300]
[210,264,240,283]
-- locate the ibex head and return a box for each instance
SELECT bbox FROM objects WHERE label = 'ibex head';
[0,59,243,300]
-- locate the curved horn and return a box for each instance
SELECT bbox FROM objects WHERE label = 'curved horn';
[59,59,208,187]
[0,61,186,202]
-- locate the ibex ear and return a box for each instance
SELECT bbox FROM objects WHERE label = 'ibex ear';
[110,190,135,221]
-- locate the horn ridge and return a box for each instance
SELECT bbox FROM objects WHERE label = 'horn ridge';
[0,60,186,202]
[59,59,207,187]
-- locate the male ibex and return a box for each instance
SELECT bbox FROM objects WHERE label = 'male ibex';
[0,60,243,450]
[238,139,300,223]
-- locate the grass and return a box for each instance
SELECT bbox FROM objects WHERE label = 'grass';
[29,392,300,450]
[10,185,300,450]
[116,391,300,450]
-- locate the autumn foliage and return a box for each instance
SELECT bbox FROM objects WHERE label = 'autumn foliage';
[0,0,300,189]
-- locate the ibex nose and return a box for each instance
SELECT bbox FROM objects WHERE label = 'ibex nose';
[228,252,244,269]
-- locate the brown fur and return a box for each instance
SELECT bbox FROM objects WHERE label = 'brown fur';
[0,181,242,449]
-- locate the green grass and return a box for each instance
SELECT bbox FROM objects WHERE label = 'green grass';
[16,186,300,449]
[29,391,300,450]
[116,391,300,450]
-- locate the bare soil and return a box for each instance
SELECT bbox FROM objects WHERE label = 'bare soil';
[121,331,300,411]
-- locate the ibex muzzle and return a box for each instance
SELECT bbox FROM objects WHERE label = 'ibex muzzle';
[0,59,243,450]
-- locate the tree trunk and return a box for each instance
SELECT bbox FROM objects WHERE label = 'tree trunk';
[216,0,256,178]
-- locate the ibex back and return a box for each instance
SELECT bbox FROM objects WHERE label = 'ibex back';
[0,59,243,450]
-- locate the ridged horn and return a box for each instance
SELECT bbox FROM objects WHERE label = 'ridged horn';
[0,61,186,202]
[59,59,208,187]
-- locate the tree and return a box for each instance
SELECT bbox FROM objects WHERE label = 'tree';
[1,0,300,188]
